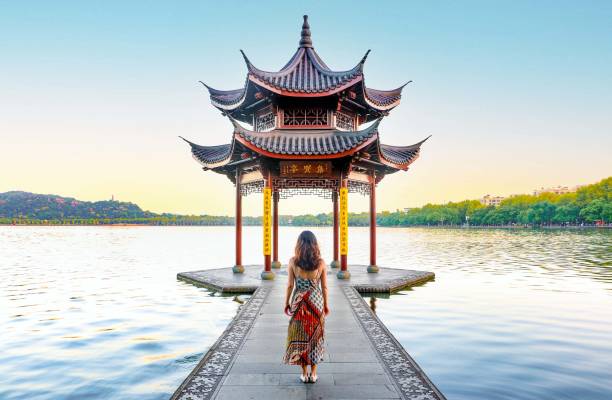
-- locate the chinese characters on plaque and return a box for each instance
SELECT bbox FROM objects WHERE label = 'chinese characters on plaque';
[280,161,332,177]
[262,187,272,255]
[339,187,348,255]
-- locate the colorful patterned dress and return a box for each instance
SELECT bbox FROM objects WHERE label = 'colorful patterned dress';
[283,267,325,365]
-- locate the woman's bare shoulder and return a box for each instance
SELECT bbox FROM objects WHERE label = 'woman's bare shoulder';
[318,259,327,271]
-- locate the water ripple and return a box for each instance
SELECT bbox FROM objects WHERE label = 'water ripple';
[1,226,610,399]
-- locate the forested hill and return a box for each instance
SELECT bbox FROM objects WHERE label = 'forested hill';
[0,191,155,220]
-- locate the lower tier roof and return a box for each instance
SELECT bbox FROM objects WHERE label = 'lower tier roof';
[181,120,428,172]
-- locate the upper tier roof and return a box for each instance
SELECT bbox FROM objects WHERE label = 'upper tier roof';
[203,15,407,115]
[242,47,365,95]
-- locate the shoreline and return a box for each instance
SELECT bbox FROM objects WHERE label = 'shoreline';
[1,223,610,229]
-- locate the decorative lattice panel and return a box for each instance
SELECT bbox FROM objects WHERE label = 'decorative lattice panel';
[239,178,372,197]
[282,108,329,127]
[255,111,275,132]
[336,111,355,131]
[240,180,264,196]
[348,180,372,196]
[274,178,339,199]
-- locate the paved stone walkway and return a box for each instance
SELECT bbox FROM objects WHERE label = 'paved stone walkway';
[171,268,446,400]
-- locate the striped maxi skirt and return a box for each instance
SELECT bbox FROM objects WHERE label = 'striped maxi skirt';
[283,277,325,365]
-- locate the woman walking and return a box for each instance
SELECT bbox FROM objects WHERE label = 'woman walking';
[283,230,329,383]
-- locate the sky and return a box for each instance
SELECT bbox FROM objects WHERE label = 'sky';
[1,1,611,216]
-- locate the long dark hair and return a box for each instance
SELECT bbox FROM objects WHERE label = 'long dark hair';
[293,230,322,271]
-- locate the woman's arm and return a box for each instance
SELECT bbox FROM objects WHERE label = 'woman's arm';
[320,262,329,315]
[284,260,295,313]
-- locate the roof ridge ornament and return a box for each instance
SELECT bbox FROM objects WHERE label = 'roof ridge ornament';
[360,50,371,65]
[299,15,313,48]
[239,49,253,70]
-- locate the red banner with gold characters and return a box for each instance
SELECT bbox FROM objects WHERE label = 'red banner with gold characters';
[263,187,272,255]
[280,161,332,177]
[339,187,348,255]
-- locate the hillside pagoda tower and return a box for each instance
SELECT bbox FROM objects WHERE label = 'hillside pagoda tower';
[182,16,428,280]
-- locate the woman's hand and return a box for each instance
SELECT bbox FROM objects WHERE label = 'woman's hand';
[284,304,292,316]
[324,304,330,316]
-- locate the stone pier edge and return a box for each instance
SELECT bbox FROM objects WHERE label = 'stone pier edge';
[177,273,258,294]
[343,286,447,400]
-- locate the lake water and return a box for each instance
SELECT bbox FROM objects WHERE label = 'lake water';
[1,226,611,399]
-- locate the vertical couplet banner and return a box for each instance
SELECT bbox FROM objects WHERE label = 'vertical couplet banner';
[263,187,272,255]
[339,187,348,255]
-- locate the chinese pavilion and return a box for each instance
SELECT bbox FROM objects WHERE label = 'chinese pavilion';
[182,16,428,280]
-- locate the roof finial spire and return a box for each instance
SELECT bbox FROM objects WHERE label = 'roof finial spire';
[299,15,313,48]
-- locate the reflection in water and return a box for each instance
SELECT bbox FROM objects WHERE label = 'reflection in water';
[0,226,610,399]
[369,296,377,313]
[368,227,612,400]
[0,226,243,400]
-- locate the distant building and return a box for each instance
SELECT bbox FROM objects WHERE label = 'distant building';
[533,185,583,196]
[480,195,505,207]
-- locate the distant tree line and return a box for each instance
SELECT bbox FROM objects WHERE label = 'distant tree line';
[1,177,610,227]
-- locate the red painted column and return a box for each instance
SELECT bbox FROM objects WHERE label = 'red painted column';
[233,168,244,273]
[331,190,339,268]
[368,174,379,273]
[272,190,281,269]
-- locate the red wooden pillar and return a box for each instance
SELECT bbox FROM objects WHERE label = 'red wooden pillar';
[271,190,281,269]
[331,190,339,268]
[367,173,379,273]
[261,172,275,280]
[232,168,244,273]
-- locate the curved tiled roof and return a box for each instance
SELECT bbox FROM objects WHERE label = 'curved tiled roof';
[232,119,380,156]
[203,84,246,107]
[243,47,365,95]
[364,83,409,109]
[179,137,234,168]
[378,136,431,169]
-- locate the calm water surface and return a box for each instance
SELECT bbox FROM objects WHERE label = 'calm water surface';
[1,226,611,399]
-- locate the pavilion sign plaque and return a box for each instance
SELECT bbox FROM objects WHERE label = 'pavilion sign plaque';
[280,161,332,177]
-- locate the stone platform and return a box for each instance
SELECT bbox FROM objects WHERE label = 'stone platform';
[171,266,445,400]
[177,265,435,294]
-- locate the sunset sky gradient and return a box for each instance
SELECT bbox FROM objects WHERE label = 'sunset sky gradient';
[1,1,610,215]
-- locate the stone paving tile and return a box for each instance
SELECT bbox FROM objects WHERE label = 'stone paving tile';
[223,373,281,386]
[327,351,378,363]
[215,385,307,400]
[278,373,335,386]
[332,372,393,385]
[308,384,400,399]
